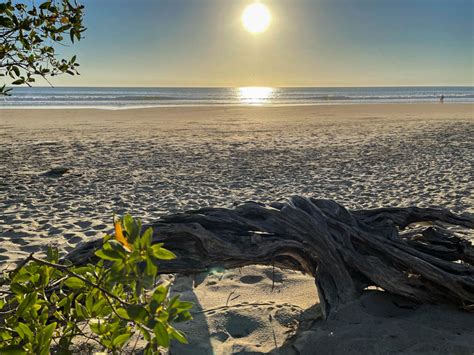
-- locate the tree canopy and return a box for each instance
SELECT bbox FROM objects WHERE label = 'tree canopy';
[0,0,85,95]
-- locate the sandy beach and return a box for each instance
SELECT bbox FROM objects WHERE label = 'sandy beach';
[1,103,473,353]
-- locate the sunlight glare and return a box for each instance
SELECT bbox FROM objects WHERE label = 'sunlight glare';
[242,3,271,34]
[238,87,273,104]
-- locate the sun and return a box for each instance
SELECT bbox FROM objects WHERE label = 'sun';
[242,2,271,34]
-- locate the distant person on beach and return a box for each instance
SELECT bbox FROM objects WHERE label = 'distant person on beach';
[440,94,445,103]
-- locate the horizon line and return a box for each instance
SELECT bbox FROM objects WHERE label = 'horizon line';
[8,84,474,89]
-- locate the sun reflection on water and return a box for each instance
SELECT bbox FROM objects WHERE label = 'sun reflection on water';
[238,87,274,105]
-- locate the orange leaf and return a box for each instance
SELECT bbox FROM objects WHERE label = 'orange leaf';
[115,221,132,250]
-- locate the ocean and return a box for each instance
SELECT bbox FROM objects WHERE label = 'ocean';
[1,86,473,109]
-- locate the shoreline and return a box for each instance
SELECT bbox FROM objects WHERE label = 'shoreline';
[1,101,473,110]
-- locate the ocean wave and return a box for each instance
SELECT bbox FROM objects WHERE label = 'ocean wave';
[1,87,473,107]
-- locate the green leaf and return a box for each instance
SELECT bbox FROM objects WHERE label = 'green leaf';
[89,320,106,335]
[168,295,180,309]
[50,291,59,304]
[169,326,188,344]
[15,322,33,341]
[11,79,25,85]
[17,292,37,317]
[109,258,125,276]
[140,227,153,249]
[145,256,157,276]
[95,240,129,260]
[39,304,50,323]
[175,312,193,322]
[46,246,59,263]
[39,2,52,10]
[126,305,148,322]
[64,276,85,289]
[38,322,56,355]
[0,330,13,341]
[38,266,50,286]
[152,284,169,304]
[143,345,154,355]
[123,214,139,241]
[107,240,130,254]
[108,321,122,334]
[112,332,132,347]
[85,293,94,313]
[153,321,170,348]
[0,16,14,28]
[10,282,30,295]
[91,298,107,316]
[75,300,90,319]
[95,248,123,261]
[175,301,193,311]
[12,271,31,283]
[12,66,20,76]
[157,309,170,322]
[151,245,176,260]
[73,266,92,275]
[116,307,129,319]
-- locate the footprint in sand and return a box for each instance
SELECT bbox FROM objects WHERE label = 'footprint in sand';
[239,275,264,284]
[225,312,264,338]
[212,331,230,342]
[75,221,92,229]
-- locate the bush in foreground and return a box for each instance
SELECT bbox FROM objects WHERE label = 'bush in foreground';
[0,215,192,354]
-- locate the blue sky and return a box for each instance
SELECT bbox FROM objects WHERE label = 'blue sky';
[52,0,473,87]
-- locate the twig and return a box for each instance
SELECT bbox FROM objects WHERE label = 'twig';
[225,289,236,307]
[271,260,275,292]
[102,290,129,322]
[268,314,278,348]
[28,255,131,307]
[8,252,34,279]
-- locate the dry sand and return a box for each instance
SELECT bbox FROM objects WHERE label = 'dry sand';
[1,104,473,353]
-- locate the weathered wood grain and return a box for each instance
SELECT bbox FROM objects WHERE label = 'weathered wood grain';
[65,197,474,319]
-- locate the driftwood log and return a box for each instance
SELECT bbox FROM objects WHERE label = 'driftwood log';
[65,197,474,319]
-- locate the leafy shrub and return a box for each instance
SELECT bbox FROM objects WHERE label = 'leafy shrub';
[1,0,86,95]
[0,215,192,354]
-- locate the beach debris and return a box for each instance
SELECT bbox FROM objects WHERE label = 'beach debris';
[42,166,70,177]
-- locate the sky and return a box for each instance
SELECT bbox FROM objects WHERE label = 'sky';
[50,0,473,87]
